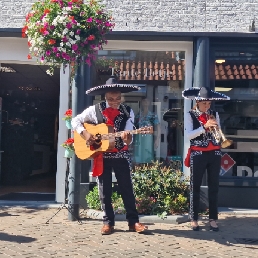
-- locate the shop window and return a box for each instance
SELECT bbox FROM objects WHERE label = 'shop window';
[214,50,258,181]
[94,50,186,166]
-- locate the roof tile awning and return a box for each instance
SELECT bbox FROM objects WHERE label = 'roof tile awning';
[99,61,258,81]
[215,64,258,80]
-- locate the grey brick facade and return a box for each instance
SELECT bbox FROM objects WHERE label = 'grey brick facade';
[0,0,257,32]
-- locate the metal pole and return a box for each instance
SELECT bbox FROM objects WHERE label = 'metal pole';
[0,98,2,182]
[68,60,85,221]
[193,37,210,186]
[81,64,93,183]
[193,37,210,89]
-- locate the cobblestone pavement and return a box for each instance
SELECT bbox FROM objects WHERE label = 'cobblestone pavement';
[0,207,258,258]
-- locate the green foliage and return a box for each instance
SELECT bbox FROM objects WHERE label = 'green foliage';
[132,161,189,216]
[85,185,101,210]
[111,191,125,214]
[135,197,156,215]
[85,185,125,213]
[86,161,189,216]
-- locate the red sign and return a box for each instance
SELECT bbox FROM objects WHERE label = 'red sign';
[221,153,236,172]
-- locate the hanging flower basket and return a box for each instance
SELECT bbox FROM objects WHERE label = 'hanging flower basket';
[65,119,72,129]
[23,0,115,76]
[64,148,74,158]
[61,138,75,158]
[62,109,72,129]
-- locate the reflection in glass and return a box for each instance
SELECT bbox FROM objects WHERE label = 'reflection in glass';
[94,49,186,165]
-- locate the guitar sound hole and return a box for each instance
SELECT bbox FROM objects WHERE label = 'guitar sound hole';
[95,133,101,143]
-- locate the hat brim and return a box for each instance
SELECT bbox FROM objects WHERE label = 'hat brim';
[182,87,230,101]
[86,84,141,96]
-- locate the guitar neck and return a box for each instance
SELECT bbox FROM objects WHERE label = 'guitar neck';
[102,129,149,140]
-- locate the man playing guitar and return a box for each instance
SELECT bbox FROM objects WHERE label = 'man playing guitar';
[71,77,148,235]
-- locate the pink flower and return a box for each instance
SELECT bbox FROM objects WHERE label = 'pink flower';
[87,17,93,22]
[46,50,51,56]
[43,30,49,36]
[72,44,78,51]
[105,22,113,27]
[66,23,72,29]
[56,53,60,57]
[52,47,58,52]
[85,58,91,66]
[62,37,68,42]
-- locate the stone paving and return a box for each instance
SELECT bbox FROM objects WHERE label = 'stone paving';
[0,207,258,257]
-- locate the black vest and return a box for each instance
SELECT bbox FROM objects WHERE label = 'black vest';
[189,109,220,147]
[95,102,131,151]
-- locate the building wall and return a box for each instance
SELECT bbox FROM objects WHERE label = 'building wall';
[0,0,257,33]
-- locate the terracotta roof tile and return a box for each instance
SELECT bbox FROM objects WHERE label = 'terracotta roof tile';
[107,61,258,81]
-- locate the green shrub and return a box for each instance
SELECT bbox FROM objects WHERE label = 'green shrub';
[135,197,156,215]
[86,161,189,217]
[131,161,189,216]
[85,185,101,210]
[85,185,125,213]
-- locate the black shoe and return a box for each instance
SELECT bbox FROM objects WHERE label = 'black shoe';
[191,221,199,231]
[192,225,200,231]
[209,220,219,232]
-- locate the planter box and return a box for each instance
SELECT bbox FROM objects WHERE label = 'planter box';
[83,208,189,224]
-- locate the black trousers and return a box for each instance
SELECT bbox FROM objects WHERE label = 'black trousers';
[189,150,221,221]
[97,158,139,226]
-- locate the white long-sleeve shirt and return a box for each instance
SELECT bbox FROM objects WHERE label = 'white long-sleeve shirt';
[185,111,221,140]
[71,102,135,143]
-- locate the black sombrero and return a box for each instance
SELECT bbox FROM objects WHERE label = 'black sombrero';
[86,76,141,96]
[182,87,230,101]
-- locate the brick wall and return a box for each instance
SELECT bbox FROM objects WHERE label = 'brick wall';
[0,0,257,33]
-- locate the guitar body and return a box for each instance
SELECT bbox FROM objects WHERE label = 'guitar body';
[74,123,115,160]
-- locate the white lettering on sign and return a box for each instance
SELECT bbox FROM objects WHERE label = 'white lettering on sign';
[237,166,258,177]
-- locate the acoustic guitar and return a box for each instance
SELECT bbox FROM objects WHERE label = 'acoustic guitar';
[74,123,153,160]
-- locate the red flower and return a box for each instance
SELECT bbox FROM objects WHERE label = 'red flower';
[64,109,72,117]
[87,35,95,41]
[48,39,56,45]
[61,138,75,151]
[63,109,72,121]
[27,54,32,59]
[22,26,28,33]
[102,107,120,126]
[65,138,74,145]
[44,9,51,15]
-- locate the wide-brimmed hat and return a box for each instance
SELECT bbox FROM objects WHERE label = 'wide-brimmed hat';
[86,76,141,96]
[182,87,230,101]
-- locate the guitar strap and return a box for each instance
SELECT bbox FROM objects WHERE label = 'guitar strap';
[95,103,105,124]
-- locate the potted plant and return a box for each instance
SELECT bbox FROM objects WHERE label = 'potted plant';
[61,138,75,158]
[22,0,115,77]
[62,109,73,129]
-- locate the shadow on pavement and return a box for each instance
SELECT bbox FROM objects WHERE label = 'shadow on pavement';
[0,232,36,243]
[0,211,20,217]
[147,215,258,247]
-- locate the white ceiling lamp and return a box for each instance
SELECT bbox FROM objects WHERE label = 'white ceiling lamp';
[215,59,226,64]
[215,87,232,92]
